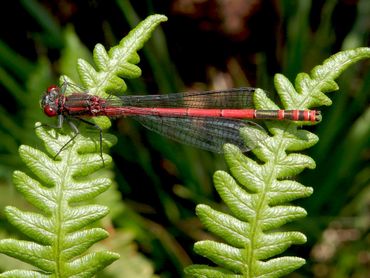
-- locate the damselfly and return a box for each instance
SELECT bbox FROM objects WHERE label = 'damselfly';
[40,85,320,159]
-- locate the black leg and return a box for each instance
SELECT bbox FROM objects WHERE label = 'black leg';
[38,115,105,166]
[76,118,105,166]
[53,122,79,160]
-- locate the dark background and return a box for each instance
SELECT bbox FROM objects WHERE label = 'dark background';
[0,0,369,277]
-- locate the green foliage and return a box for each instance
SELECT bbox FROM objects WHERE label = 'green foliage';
[77,14,168,97]
[0,2,369,276]
[0,14,167,277]
[185,48,370,277]
[0,135,117,277]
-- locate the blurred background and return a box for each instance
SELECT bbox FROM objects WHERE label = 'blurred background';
[0,0,369,277]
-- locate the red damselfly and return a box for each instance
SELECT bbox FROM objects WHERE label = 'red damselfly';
[40,85,320,160]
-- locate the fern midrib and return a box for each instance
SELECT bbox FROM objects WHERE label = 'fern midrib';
[55,172,66,277]
[296,79,327,108]
[248,172,273,278]
[248,198,263,278]
[54,146,75,277]
[94,31,139,96]
[247,128,286,277]
[295,58,352,108]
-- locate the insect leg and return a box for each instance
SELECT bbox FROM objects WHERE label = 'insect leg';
[77,118,104,165]
[53,118,80,160]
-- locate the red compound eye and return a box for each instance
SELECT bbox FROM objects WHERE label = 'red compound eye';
[43,105,58,117]
[47,85,60,94]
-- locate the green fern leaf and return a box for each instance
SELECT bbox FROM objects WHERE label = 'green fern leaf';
[0,14,168,277]
[185,47,370,277]
[0,127,118,277]
[0,270,51,278]
[77,14,168,96]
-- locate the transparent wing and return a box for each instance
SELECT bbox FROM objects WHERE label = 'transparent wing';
[116,87,256,109]
[134,115,265,153]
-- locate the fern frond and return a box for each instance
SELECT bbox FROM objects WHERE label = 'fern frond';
[0,128,117,277]
[0,14,168,277]
[185,47,370,277]
[77,14,168,97]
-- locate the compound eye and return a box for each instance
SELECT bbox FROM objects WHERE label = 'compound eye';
[47,85,60,95]
[43,105,58,117]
